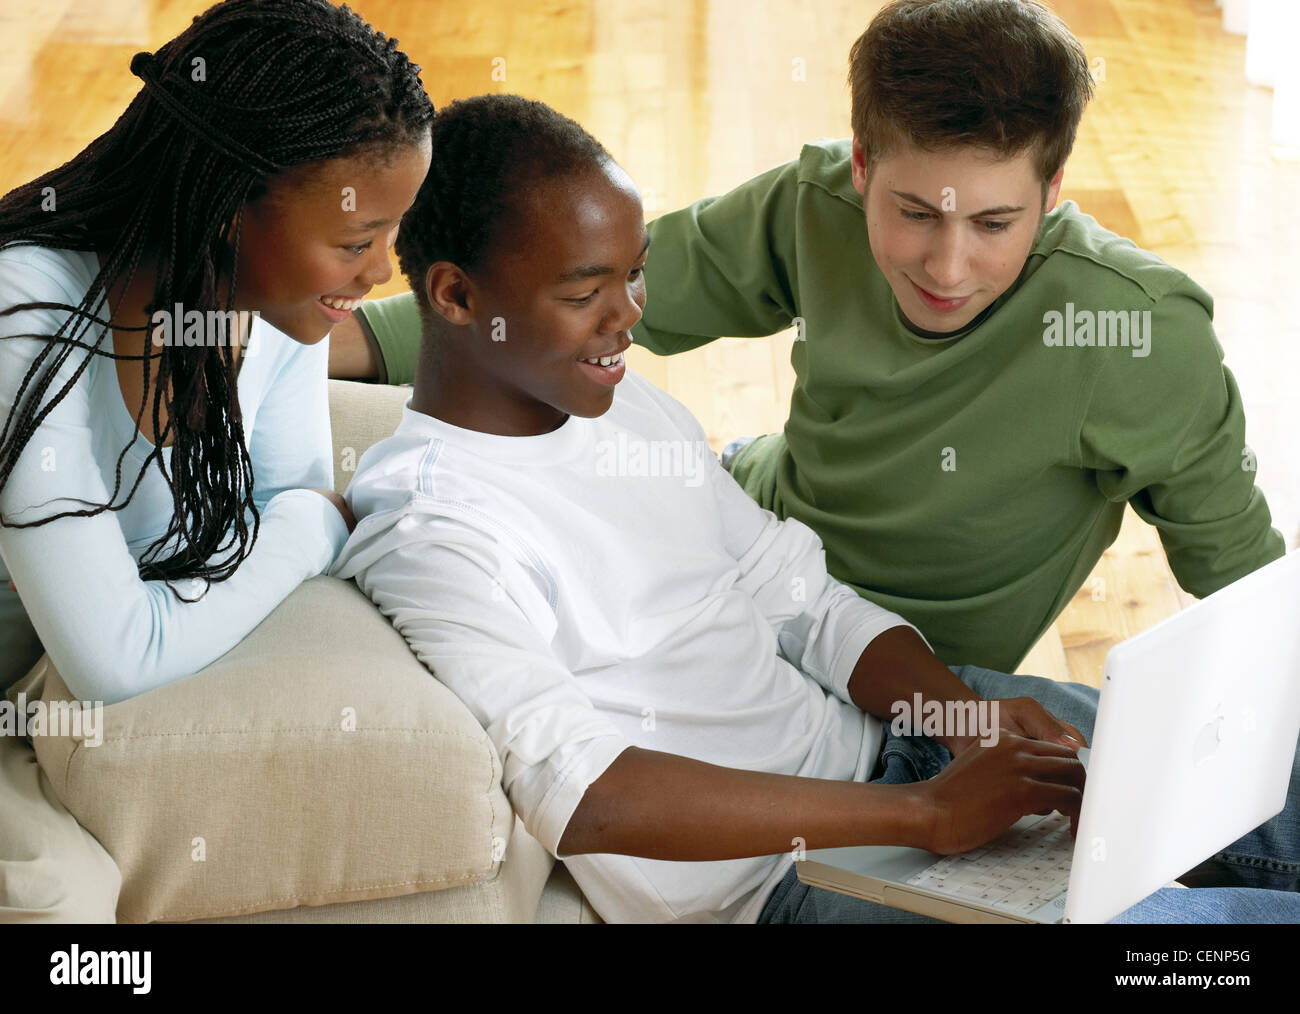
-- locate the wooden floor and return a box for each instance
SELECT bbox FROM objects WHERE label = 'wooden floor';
[2,0,1296,686]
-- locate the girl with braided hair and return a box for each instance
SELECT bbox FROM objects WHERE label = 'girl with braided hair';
[0,0,431,921]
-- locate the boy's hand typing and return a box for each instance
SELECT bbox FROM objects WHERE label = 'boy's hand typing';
[943,696,1087,757]
[848,626,1087,757]
[916,733,1086,855]
[556,738,1086,861]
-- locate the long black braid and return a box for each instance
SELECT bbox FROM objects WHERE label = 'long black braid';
[0,0,432,600]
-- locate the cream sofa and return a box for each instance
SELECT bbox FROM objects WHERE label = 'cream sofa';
[30,379,602,924]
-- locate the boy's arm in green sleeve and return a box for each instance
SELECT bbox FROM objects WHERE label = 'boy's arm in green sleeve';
[1078,291,1286,596]
[634,158,802,356]
[354,290,424,386]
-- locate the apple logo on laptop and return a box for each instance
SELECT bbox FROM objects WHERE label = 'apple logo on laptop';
[1193,708,1225,767]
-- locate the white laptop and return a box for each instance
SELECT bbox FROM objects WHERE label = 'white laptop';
[796,549,1300,924]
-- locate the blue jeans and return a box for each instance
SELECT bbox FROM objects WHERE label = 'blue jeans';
[758,664,1300,924]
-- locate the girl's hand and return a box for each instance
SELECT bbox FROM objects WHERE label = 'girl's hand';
[307,488,357,534]
[6,580,14,593]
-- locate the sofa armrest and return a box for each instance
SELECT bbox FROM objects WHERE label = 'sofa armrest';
[32,576,538,923]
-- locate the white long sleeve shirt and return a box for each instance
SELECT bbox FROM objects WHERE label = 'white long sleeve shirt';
[0,244,349,702]
[332,368,921,923]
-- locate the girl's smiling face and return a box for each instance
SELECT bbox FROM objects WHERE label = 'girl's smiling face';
[422,159,649,436]
[233,137,432,344]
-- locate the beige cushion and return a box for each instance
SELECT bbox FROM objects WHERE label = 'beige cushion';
[184,814,558,923]
[32,576,547,923]
[329,379,410,495]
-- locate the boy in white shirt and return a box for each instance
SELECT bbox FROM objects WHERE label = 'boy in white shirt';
[331,94,1300,923]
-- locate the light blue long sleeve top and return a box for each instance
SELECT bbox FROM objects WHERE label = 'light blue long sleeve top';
[0,244,349,704]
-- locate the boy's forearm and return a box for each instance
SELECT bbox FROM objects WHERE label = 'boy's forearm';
[847,624,982,754]
[556,745,933,860]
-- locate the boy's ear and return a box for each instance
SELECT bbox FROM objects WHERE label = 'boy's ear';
[850,137,869,196]
[1044,167,1065,213]
[426,262,474,325]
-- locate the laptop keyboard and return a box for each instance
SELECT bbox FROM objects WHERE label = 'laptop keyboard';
[905,812,1074,916]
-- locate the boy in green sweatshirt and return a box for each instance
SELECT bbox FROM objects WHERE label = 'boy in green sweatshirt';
[328,0,1285,673]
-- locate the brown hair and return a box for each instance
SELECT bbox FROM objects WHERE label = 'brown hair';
[848,0,1094,194]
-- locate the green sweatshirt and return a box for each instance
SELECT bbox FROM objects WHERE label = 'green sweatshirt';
[354,139,1285,672]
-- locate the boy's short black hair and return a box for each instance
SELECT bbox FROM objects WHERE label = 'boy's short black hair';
[848,0,1095,194]
[394,93,612,333]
